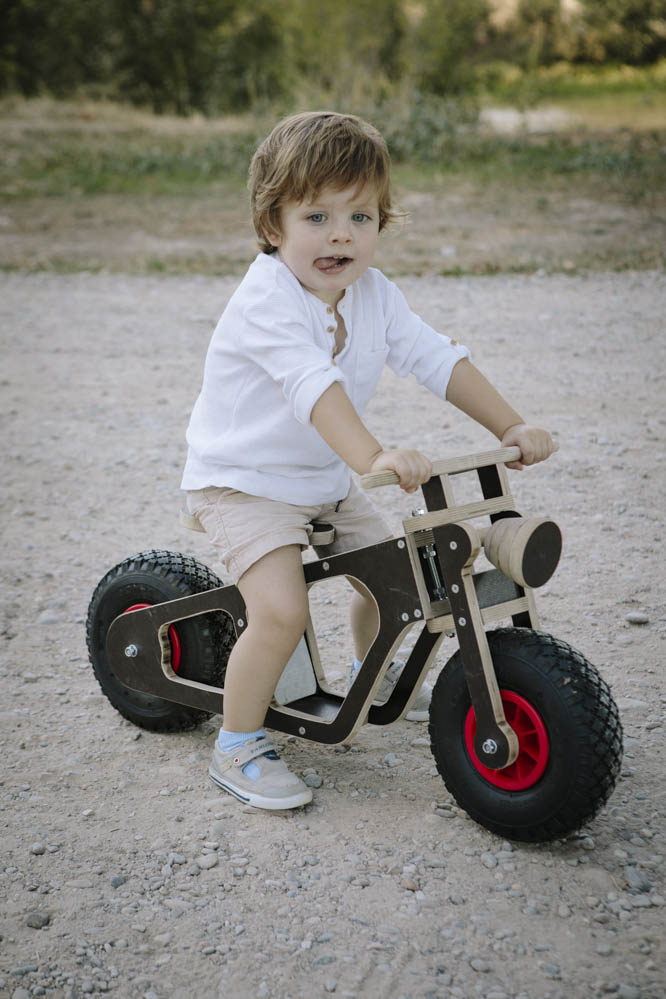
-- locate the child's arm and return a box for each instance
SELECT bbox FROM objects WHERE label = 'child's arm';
[311,382,431,493]
[445,358,556,470]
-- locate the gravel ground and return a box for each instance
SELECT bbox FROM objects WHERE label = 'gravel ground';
[1,269,664,999]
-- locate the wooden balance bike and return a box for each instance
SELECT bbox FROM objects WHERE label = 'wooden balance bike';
[86,446,622,842]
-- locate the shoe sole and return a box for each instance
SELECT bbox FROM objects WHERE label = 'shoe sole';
[208,767,312,810]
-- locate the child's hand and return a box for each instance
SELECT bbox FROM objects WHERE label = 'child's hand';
[369,450,432,493]
[500,425,558,470]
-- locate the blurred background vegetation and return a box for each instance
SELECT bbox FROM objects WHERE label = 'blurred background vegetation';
[1,0,664,275]
[2,0,664,114]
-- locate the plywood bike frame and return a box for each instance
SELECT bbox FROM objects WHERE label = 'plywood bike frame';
[107,447,562,770]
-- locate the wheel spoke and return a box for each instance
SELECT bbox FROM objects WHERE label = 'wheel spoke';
[465,688,550,791]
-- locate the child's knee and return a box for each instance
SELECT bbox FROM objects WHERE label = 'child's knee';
[250,590,309,640]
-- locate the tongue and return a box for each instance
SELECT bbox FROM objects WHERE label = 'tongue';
[316,257,346,270]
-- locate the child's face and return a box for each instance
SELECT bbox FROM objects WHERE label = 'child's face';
[267,183,380,307]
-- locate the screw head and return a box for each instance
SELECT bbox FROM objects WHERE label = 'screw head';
[397,539,405,549]
[414,609,422,618]
[482,739,498,755]
[322,561,330,571]
[458,616,467,627]
[298,726,306,736]
[401,612,410,622]
[237,618,245,628]
[449,541,458,550]
[451,583,460,594]
[124,644,138,658]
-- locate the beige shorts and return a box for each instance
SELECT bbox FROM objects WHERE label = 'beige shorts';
[185,481,393,584]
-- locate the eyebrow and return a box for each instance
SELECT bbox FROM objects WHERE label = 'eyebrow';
[303,197,378,211]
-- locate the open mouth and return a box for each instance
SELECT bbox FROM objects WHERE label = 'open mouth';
[314,255,352,274]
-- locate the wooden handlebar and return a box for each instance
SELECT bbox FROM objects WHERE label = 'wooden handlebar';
[360,446,524,490]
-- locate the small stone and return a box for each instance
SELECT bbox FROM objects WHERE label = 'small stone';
[481,852,498,869]
[469,957,490,972]
[625,612,649,625]
[304,773,323,788]
[11,989,31,999]
[38,610,61,625]
[30,842,46,855]
[400,877,419,892]
[110,875,126,888]
[596,943,614,956]
[324,979,337,994]
[25,912,50,929]
[624,866,652,893]
[616,985,641,999]
[539,962,561,979]
[196,854,219,870]
[557,903,572,918]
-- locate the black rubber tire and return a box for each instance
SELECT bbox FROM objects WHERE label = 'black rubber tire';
[429,627,623,843]
[86,549,234,732]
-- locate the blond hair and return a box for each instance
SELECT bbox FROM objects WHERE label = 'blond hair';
[249,111,399,254]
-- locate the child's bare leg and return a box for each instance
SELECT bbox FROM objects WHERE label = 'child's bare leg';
[222,545,309,733]
[347,577,379,661]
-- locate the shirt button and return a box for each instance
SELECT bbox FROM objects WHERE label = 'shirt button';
[326,306,334,314]
[327,325,336,333]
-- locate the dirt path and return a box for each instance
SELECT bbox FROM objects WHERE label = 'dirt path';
[1,269,664,999]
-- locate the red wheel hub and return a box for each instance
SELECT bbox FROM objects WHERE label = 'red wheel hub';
[123,603,182,673]
[464,690,549,790]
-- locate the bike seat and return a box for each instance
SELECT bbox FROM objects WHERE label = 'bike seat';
[178,510,335,547]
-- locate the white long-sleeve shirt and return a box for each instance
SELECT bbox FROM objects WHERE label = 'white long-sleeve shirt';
[181,252,469,504]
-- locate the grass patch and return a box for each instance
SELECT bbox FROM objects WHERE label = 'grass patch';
[479,59,666,104]
[1,95,664,276]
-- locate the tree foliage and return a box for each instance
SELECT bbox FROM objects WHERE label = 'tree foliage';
[577,0,666,64]
[1,0,664,114]
[412,0,492,96]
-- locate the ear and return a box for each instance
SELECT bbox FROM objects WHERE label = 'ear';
[264,227,281,248]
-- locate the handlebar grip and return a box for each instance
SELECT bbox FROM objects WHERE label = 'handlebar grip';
[360,446,525,490]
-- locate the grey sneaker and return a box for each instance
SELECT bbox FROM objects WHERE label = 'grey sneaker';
[209,736,312,810]
[348,660,432,722]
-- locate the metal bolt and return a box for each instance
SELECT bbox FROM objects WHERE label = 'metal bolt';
[124,644,138,658]
[322,561,330,571]
[449,541,457,550]
[451,583,460,594]
[458,616,467,627]
[397,539,405,549]
[298,726,306,736]
[414,609,422,619]
[401,612,410,622]
[482,739,498,755]
[237,618,245,628]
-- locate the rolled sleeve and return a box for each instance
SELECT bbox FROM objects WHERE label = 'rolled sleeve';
[292,364,346,424]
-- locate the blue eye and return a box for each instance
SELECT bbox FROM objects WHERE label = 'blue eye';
[308,213,326,223]
[352,212,370,223]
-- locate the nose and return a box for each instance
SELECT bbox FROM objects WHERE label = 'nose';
[329,219,352,244]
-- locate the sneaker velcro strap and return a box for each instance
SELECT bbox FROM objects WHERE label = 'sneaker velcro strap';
[229,738,277,769]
